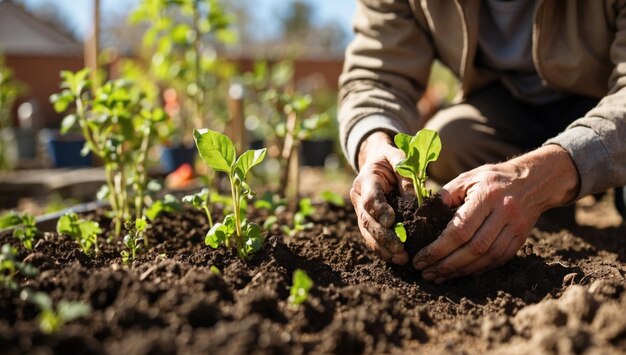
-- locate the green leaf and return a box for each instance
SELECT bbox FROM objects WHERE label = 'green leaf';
[320,191,345,207]
[394,223,407,243]
[395,146,420,180]
[50,91,73,113]
[298,198,315,218]
[413,129,441,178]
[209,265,221,275]
[263,215,278,230]
[193,129,236,174]
[78,221,101,239]
[205,223,228,248]
[234,148,267,180]
[242,222,264,256]
[135,218,148,233]
[146,194,182,221]
[56,213,79,238]
[0,211,22,229]
[394,132,413,153]
[60,114,78,134]
[57,300,91,323]
[289,269,313,305]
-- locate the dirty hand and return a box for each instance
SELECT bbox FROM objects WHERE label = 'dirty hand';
[350,131,412,265]
[412,145,580,283]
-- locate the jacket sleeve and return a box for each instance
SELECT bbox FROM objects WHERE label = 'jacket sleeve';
[545,2,626,199]
[339,0,434,170]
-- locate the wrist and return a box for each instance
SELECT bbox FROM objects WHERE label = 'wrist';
[514,145,580,208]
[357,131,394,169]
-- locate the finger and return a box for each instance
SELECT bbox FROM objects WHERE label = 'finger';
[413,186,491,270]
[428,223,516,282]
[420,212,508,280]
[360,180,395,228]
[358,207,405,254]
[356,201,408,265]
[383,147,414,197]
[481,232,527,272]
[441,171,480,208]
[360,223,393,262]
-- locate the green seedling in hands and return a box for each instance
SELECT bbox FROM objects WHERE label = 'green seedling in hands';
[194,128,267,259]
[20,290,90,334]
[0,244,38,291]
[281,198,315,237]
[288,268,313,305]
[394,129,442,207]
[0,211,40,250]
[145,194,182,221]
[394,223,407,243]
[183,188,214,228]
[122,218,148,264]
[56,212,102,255]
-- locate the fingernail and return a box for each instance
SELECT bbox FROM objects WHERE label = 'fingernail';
[434,277,446,285]
[414,261,427,270]
[422,272,436,281]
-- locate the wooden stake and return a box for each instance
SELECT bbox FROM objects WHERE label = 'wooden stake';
[84,0,100,88]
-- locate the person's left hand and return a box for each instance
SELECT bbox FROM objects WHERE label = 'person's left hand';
[412,145,580,284]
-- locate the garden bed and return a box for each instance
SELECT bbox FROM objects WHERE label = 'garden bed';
[1,195,625,354]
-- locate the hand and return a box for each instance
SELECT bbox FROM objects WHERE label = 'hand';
[350,131,413,265]
[412,145,580,283]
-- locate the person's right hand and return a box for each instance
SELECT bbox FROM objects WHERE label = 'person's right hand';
[350,131,412,265]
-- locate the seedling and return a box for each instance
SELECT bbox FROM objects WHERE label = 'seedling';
[0,211,39,250]
[182,188,214,228]
[394,129,442,207]
[122,218,148,264]
[394,223,407,243]
[281,198,315,237]
[20,290,90,334]
[320,190,346,207]
[145,194,183,221]
[194,128,266,259]
[0,244,38,291]
[56,212,102,255]
[288,268,313,305]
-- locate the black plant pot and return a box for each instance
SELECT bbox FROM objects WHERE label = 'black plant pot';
[160,144,197,174]
[41,129,92,168]
[300,139,334,167]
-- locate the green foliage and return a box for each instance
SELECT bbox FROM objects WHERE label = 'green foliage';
[182,188,213,227]
[0,244,38,291]
[146,194,183,221]
[209,265,221,275]
[51,68,167,238]
[130,0,237,142]
[394,129,442,207]
[21,290,90,334]
[394,223,407,243]
[281,198,315,237]
[0,56,26,170]
[320,191,345,207]
[56,212,102,255]
[288,269,313,305]
[0,211,39,250]
[121,218,148,264]
[195,128,267,259]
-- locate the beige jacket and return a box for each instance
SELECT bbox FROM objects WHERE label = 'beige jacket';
[339,0,626,198]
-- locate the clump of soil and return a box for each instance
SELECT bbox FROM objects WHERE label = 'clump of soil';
[387,193,455,259]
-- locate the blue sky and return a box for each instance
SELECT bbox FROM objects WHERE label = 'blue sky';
[19,0,356,40]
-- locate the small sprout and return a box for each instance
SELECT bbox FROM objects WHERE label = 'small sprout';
[281,198,314,237]
[253,192,287,212]
[145,194,182,221]
[210,265,221,275]
[263,215,278,230]
[21,290,91,334]
[320,190,345,207]
[1,211,40,250]
[394,129,442,207]
[0,244,39,291]
[394,223,407,243]
[121,218,148,264]
[289,269,313,305]
[182,188,214,228]
[56,212,102,255]
[194,128,267,259]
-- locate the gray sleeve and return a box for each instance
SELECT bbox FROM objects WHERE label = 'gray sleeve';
[344,115,408,171]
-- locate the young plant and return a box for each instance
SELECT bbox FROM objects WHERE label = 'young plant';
[56,212,102,255]
[288,268,313,305]
[182,188,214,228]
[145,194,182,221]
[320,190,345,207]
[20,290,90,334]
[0,211,39,250]
[394,129,442,207]
[0,244,38,291]
[281,198,315,237]
[194,128,267,259]
[122,218,148,264]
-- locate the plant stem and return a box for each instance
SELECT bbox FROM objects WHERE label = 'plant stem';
[414,177,423,208]
[229,177,243,253]
[203,204,213,228]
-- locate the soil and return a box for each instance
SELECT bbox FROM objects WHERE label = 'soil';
[388,193,455,259]
[1,193,626,354]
